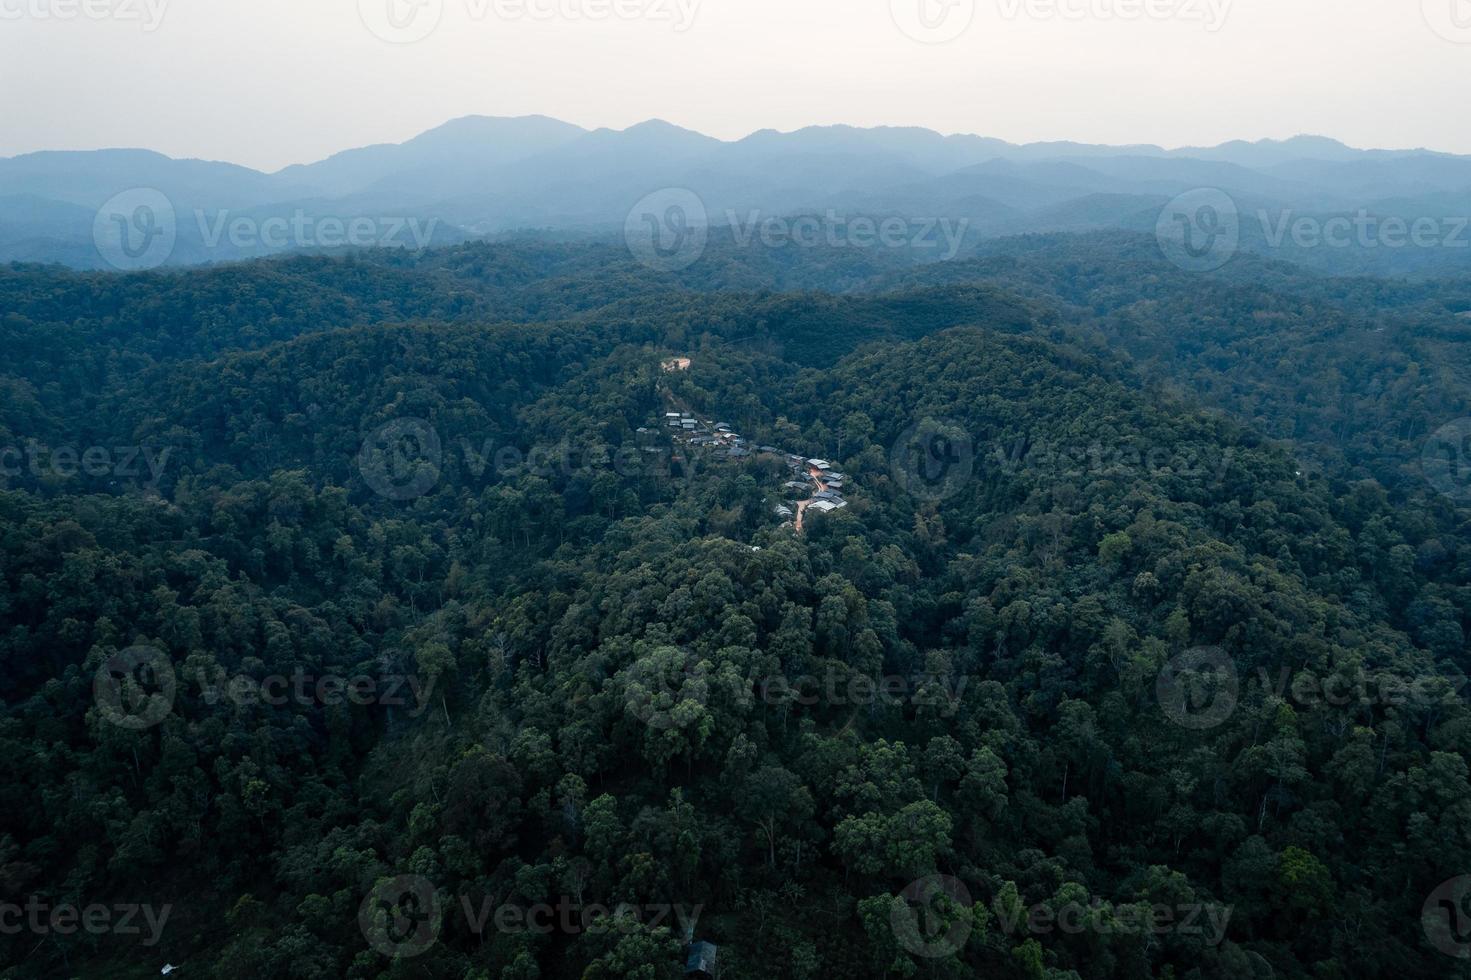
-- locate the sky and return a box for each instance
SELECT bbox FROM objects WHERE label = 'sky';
[2,0,1470,172]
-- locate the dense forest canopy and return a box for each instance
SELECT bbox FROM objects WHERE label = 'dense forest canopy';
[2,232,1471,979]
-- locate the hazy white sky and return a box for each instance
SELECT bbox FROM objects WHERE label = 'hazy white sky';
[3,0,1469,171]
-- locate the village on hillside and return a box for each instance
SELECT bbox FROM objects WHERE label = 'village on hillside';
[643,407,851,532]
[653,355,850,530]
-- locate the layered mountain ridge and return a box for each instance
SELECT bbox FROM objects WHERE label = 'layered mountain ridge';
[6,116,1471,274]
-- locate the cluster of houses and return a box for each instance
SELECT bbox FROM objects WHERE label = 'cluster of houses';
[659,410,851,528]
[663,412,753,461]
[775,454,851,523]
[795,457,850,515]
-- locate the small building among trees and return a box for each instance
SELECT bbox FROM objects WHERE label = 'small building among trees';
[685,941,718,979]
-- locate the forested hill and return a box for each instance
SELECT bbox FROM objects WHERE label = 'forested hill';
[1,237,1470,978]
[6,231,1470,492]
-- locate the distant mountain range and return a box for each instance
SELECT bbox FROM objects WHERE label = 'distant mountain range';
[5,115,1471,275]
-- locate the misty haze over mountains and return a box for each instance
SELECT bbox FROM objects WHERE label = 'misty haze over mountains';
[5,114,1471,275]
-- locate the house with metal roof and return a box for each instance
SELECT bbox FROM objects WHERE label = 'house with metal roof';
[685,941,718,978]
